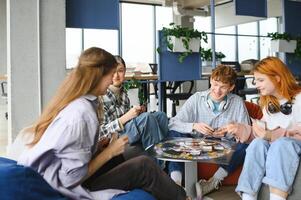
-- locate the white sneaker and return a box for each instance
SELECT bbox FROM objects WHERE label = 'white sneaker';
[195,178,221,197]
[195,181,203,198]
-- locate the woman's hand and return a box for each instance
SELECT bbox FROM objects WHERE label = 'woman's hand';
[287,123,301,140]
[193,123,214,135]
[252,122,267,139]
[119,105,143,125]
[105,135,129,158]
[97,137,110,152]
[140,104,147,113]
[87,134,128,179]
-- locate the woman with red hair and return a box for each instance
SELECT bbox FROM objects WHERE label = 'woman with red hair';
[232,57,301,200]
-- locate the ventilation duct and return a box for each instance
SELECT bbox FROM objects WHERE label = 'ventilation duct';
[172,2,210,17]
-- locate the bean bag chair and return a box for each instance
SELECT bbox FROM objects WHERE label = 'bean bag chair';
[0,157,66,200]
[112,189,156,200]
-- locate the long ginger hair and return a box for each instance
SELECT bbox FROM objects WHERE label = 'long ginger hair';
[30,47,117,145]
[253,57,301,113]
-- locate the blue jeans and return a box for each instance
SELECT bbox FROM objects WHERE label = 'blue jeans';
[122,111,169,149]
[236,137,301,195]
[168,130,248,177]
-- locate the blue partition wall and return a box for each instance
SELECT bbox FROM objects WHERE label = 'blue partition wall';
[235,0,267,17]
[66,0,119,29]
[283,0,301,75]
[158,31,201,81]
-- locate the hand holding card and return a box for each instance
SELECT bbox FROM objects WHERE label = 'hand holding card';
[212,127,227,138]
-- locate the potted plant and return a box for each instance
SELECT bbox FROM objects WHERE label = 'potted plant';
[158,23,208,63]
[200,48,226,67]
[268,32,297,53]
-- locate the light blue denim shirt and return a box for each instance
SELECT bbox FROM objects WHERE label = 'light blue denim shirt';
[17,95,121,200]
[169,90,250,134]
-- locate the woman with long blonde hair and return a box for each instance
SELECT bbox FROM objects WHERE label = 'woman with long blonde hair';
[17,47,188,200]
[228,57,301,200]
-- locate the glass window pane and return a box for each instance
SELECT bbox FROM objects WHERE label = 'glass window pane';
[215,26,236,61]
[260,17,277,36]
[238,21,257,36]
[121,3,154,65]
[194,16,211,32]
[259,18,278,59]
[238,22,258,62]
[194,16,211,49]
[238,36,258,62]
[216,35,236,61]
[84,29,119,56]
[155,6,172,31]
[66,28,82,69]
[260,36,271,59]
[216,26,235,34]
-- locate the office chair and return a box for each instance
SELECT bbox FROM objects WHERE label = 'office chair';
[165,81,194,117]
[1,81,8,120]
[221,61,258,100]
[237,75,259,103]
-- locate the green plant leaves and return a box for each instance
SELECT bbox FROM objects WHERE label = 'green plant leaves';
[268,32,301,61]
[267,32,292,41]
[159,23,208,63]
[200,47,225,61]
[123,80,146,105]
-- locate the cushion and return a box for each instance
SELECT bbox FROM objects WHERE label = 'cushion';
[244,101,263,120]
[0,157,66,200]
[112,189,156,200]
[197,163,242,185]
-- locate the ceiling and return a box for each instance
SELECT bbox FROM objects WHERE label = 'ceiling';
[120,0,230,8]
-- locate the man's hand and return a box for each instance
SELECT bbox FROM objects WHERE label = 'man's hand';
[193,123,214,135]
[212,127,227,137]
[218,123,240,137]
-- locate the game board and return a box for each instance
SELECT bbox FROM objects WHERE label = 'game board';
[154,137,233,161]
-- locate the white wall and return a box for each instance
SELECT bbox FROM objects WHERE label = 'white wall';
[7,0,66,142]
[0,0,6,75]
[40,0,66,106]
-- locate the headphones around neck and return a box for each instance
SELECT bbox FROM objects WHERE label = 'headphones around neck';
[268,101,293,115]
[206,96,229,112]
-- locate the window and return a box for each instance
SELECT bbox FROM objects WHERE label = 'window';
[65,28,118,69]
[238,22,258,62]
[66,28,82,69]
[194,16,211,33]
[155,6,172,31]
[259,18,278,59]
[216,26,236,61]
[121,3,155,65]
[195,16,211,49]
[84,29,119,56]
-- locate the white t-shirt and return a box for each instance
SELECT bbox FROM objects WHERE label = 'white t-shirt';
[263,93,301,130]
